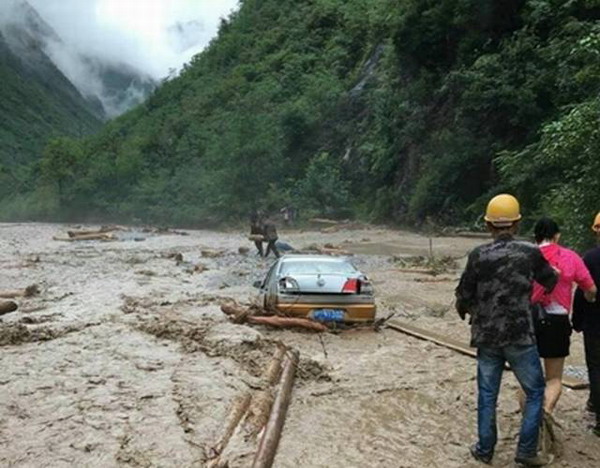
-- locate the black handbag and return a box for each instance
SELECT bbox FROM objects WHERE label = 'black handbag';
[532,302,551,329]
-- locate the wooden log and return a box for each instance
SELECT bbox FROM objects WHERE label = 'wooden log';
[252,350,299,468]
[55,233,116,241]
[72,232,116,241]
[0,284,39,298]
[202,249,225,258]
[67,226,119,237]
[210,392,252,458]
[248,316,328,332]
[413,277,457,283]
[244,389,275,437]
[394,268,438,276]
[386,320,588,390]
[220,303,251,324]
[0,300,18,315]
[263,345,286,386]
[249,234,265,242]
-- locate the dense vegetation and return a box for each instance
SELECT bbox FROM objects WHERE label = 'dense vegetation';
[0,31,102,201]
[4,0,600,247]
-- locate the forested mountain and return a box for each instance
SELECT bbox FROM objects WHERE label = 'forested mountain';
[5,0,600,247]
[0,3,102,195]
[0,0,162,204]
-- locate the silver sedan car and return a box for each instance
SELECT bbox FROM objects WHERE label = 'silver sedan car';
[254,255,376,323]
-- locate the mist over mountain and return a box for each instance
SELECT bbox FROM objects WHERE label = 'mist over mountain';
[0,0,159,118]
[0,0,101,176]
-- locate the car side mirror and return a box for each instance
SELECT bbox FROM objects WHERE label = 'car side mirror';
[253,280,262,289]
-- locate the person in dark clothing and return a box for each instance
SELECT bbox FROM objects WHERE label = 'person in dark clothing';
[263,218,280,258]
[573,212,600,436]
[250,213,264,257]
[456,194,558,467]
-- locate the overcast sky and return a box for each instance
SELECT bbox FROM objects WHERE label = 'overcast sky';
[27,0,239,79]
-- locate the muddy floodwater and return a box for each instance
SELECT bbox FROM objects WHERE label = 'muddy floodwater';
[0,223,599,467]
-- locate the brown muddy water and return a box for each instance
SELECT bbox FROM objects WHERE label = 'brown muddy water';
[0,223,598,467]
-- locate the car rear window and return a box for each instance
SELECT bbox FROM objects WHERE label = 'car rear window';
[280,260,356,275]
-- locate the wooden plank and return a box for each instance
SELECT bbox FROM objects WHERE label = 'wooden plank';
[387,320,588,390]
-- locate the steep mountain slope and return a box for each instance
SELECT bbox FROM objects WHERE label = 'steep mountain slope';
[4,0,600,246]
[0,1,102,175]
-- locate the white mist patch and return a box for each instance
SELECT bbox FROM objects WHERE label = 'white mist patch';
[8,0,239,116]
[30,0,239,80]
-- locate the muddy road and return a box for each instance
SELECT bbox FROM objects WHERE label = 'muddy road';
[0,224,598,467]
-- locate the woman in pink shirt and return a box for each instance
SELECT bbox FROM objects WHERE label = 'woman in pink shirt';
[532,218,597,413]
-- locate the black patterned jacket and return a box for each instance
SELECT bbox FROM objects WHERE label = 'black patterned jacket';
[456,234,558,348]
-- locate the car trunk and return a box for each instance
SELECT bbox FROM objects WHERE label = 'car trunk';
[286,273,351,294]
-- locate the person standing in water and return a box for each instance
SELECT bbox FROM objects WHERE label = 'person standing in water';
[573,212,600,436]
[263,217,280,258]
[530,218,596,416]
[456,194,558,466]
[250,212,264,257]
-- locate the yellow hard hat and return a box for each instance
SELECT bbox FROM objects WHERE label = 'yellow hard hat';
[484,194,522,227]
[592,212,600,232]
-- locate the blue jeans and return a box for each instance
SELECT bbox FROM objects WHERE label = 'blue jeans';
[476,345,545,458]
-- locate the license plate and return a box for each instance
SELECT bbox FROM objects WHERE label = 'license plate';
[312,309,345,322]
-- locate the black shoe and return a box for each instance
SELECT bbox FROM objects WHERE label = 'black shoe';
[470,444,492,464]
[515,453,553,466]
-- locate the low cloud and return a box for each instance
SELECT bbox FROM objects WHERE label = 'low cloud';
[1,0,238,116]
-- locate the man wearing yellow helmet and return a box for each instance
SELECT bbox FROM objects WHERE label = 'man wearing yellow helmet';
[573,211,600,437]
[456,194,558,466]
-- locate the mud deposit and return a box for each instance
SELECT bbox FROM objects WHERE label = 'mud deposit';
[0,224,598,467]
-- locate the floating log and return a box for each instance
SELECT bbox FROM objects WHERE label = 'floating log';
[0,300,18,315]
[67,226,119,237]
[220,304,328,332]
[394,268,438,276]
[244,389,275,437]
[263,345,286,386]
[0,284,39,298]
[202,249,225,258]
[252,350,299,468]
[413,277,457,283]
[248,316,328,332]
[210,392,252,459]
[54,233,116,242]
[386,320,587,390]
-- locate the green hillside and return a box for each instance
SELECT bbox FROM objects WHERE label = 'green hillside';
[6,0,600,246]
[0,30,102,200]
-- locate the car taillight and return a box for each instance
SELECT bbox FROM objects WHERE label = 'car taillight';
[342,278,359,293]
[343,278,374,295]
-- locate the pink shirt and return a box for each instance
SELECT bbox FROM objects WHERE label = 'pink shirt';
[532,243,594,314]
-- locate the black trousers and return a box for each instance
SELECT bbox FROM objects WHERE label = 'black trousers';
[265,240,280,258]
[584,331,600,423]
[254,241,264,256]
